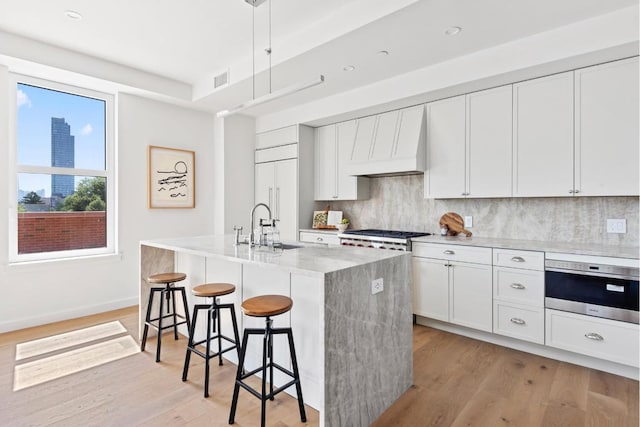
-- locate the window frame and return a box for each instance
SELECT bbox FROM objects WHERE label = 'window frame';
[8,73,116,263]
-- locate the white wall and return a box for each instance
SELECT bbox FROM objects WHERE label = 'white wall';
[0,86,217,332]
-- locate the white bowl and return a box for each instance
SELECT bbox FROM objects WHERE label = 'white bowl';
[337,223,349,232]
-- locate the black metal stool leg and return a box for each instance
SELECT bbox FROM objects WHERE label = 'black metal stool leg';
[229,304,241,360]
[141,289,155,351]
[260,321,270,427]
[204,303,213,398]
[268,324,274,401]
[182,306,200,381]
[229,329,250,424]
[156,288,165,363]
[179,287,191,332]
[215,300,224,366]
[287,329,307,422]
[170,287,179,340]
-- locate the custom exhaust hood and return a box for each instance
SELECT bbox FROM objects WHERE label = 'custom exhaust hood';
[345,104,426,177]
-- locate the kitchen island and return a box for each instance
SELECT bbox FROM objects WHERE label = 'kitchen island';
[140,235,413,427]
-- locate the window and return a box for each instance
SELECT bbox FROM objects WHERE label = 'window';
[9,75,115,262]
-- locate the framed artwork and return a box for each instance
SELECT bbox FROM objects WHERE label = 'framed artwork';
[148,145,195,209]
[312,211,328,229]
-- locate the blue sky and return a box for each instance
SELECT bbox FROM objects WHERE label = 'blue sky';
[17,83,106,198]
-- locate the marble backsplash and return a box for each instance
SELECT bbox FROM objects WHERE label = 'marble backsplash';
[320,174,639,247]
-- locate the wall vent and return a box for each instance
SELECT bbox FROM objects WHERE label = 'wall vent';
[214,70,229,89]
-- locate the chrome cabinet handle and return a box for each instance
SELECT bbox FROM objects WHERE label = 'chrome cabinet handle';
[317,237,324,242]
[584,332,604,341]
[510,283,526,290]
[444,263,452,267]
[268,187,273,211]
[511,256,525,262]
[574,190,580,194]
[510,318,526,325]
[569,189,575,194]
[443,250,455,255]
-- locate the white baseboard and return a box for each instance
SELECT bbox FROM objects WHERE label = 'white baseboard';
[0,297,138,334]
[415,315,639,381]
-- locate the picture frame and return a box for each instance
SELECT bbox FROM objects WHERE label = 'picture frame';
[148,145,195,209]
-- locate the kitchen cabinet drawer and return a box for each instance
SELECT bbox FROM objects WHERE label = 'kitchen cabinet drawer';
[493,249,544,270]
[493,267,544,306]
[494,302,544,344]
[412,243,492,265]
[545,309,639,367]
[299,231,340,246]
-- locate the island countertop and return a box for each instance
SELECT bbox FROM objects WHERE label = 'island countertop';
[141,234,408,277]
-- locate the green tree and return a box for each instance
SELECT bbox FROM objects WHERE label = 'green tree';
[21,191,43,204]
[59,177,106,211]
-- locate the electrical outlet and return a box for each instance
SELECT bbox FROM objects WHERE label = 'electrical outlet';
[464,216,473,228]
[606,219,626,234]
[371,278,384,295]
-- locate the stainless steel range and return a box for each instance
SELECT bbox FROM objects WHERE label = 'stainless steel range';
[338,229,432,251]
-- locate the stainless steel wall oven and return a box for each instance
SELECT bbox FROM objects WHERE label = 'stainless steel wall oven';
[545,255,639,324]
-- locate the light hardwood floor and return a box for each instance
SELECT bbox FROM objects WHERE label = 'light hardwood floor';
[1,306,637,426]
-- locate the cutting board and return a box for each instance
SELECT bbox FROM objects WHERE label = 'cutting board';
[439,212,472,237]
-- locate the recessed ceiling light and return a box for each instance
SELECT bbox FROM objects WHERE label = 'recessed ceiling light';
[343,65,355,72]
[445,26,462,36]
[377,50,390,56]
[64,10,83,20]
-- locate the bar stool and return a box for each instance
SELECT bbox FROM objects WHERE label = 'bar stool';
[182,283,241,398]
[141,272,191,362]
[229,294,306,427]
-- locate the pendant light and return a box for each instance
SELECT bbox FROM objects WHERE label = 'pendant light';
[217,0,325,118]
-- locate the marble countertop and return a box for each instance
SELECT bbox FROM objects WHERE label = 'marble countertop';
[411,235,639,259]
[141,234,408,277]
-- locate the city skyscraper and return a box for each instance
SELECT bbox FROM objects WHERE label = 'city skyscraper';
[51,117,75,197]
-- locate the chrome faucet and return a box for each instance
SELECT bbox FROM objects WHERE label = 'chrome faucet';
[249,203,272,247]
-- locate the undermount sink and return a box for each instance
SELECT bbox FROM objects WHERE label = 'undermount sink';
[275,243,302,250]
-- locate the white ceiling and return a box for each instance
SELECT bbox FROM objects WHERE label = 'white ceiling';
[0,0,637,117]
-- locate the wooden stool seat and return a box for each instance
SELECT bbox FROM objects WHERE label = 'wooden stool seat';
[241,295,293,317]
[192,283,235,298]
[148,272,186,284]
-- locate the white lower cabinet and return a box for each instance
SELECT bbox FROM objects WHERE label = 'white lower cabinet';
[413,256,449,322]
[546,309,639,368]
[412,243,492,332]
[494,302,545,344]
[492,249,545,344]
[449,261,493,332]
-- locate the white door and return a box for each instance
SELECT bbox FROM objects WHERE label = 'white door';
[467,85,513,197]
[449,261,493,332]
[275,158,298,242]
[314,124,337,200]
[575,57,639,196]
[412,257,449,322]
[425,96,466,198]
[513,72,574,197]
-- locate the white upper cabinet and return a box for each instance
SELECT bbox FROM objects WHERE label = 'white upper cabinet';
[466,85,513,197]
[256,125,298,149]
[314,121,369,201]
[574,57,639,196]
[314,124,337,201]
[513,72,574,197]
[425,96,466,198]
[425,86,512,199]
